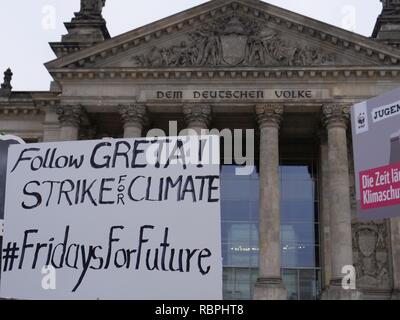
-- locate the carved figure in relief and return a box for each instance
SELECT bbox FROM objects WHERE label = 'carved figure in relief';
[352,222,391,288]
[132,14,336,67]
[245,32,268,65]
[196,29,223,66]
[267,36,298,65]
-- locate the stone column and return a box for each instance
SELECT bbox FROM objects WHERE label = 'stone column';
[390,217,400,299]
[119,104,148,138]
[42,106,61,142]
[319,133,333,289]
[57,105,83,141]
[253,104,287,300]
[183,105,211,134]
[321,104,361,300]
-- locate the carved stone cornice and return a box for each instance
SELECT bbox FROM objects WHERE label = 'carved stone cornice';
[0,106,40,117]
[183,104,212,128]
[118,104,148,128]
[49,67,400,82]
[36,98,60,108]
[322,104,350,129]
[57,105,85,127]
[255,104,283,129]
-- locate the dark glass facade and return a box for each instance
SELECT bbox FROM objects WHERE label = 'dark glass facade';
[221,166,259,300]
[280,160,321,300]
[221,160,321,300]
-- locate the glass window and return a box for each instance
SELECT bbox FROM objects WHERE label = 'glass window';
[283,269,299,300]
[281,180,315,201]
[281,201,317,223]
[281,222,318,244]
[220,160,321,300]
[223,267,257,300]
[221,165,260,300]
[281,243,319,268]
[299,269,319,300]
[282,269,321,300]
[221,201,250,221]
[280,159,321,299]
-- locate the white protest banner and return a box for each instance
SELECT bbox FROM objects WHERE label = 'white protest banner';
[0,135,25,285]
[0,134,25,221]
[0,135,222,300]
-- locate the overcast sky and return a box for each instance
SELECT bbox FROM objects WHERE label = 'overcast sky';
[0,0,383,91]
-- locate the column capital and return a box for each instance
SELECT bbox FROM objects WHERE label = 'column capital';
[322,104,350,129]
[183,104,212,129]
[255,104,283,129]
[57,105,84,127]
[118,104,148,127]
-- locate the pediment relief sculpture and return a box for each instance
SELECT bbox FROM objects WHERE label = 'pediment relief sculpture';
[132,14,335,68]
[46,0,400,71]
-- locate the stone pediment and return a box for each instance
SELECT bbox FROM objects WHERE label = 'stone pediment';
[45,0,400,71]
[102,14,339,68]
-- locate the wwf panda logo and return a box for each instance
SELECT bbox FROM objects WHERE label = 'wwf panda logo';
[358,113,366,126]
[358,113,365,125]
[354,105,369,134]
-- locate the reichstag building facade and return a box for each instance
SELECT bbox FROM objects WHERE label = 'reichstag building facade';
[1,0,400,300]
